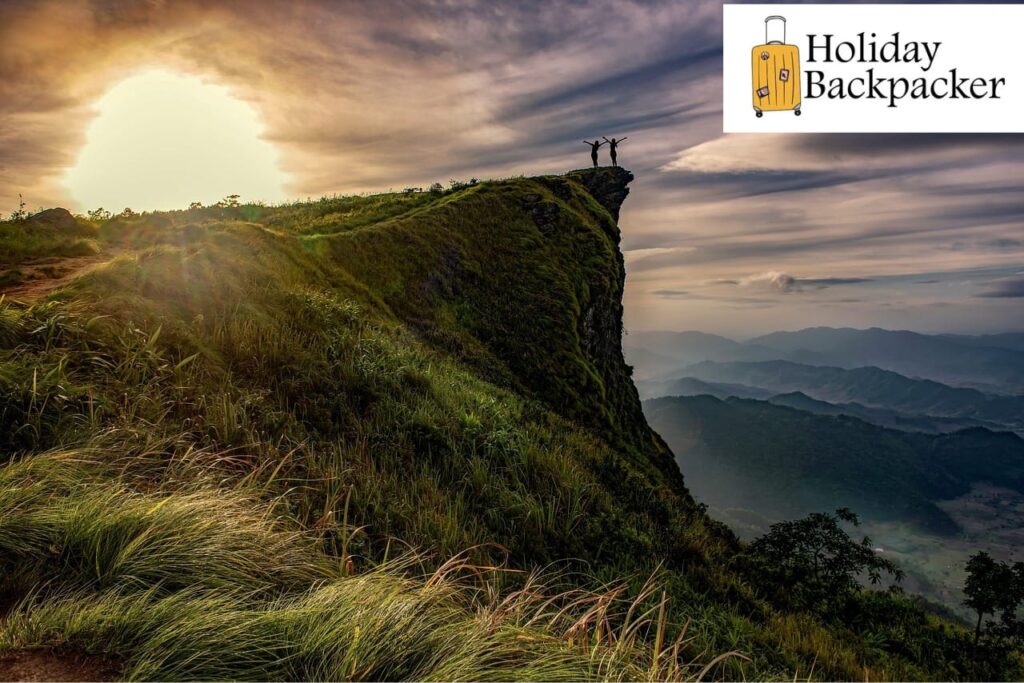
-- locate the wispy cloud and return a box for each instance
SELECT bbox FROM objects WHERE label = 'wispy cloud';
[0,0,1021,334]
[736,271,872,294]
[975,277,1024,299]
[0,0,723,209]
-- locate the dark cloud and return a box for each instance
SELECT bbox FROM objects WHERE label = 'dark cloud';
[1,0,1020,335]
[802,277,873,287]
[0,0,724,206]
[647,168,868,200]
[976,278,1024,299]
[735,272,871,294]
[987,238,1024,249]
[792,133,1024,157]
[501,44,719,121]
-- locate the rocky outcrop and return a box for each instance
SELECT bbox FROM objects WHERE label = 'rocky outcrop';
[567,167,635,222]
[25,208,81,233]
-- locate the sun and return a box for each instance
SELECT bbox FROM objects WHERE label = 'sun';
[65,70,288,212]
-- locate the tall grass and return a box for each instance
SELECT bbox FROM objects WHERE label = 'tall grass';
[0,172,999,680]
[0,213,99,267]
[0,451,729,682]
[0,451,330,597]
[3,576,709,682]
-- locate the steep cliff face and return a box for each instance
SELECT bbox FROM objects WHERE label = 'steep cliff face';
[0,175,982,681]
[325,168,685,490]
[569,166,634,222]
[566,168,684,490]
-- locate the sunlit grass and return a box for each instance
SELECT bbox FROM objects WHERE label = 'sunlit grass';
[0,172,1003,680]
[0,451,733,682]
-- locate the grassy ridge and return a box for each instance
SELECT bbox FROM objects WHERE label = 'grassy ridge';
[0,452,699,681]
[0,171,1007,680]
[0,209,99,288]
[0,209,98,268]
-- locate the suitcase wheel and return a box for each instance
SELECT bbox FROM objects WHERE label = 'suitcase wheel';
[756,111,763,118]
[795,110,801,116]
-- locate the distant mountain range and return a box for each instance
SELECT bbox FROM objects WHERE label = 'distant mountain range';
[641,360,1024,433]
[638,373,1002,433]
[766,391,1003,434]
[634,326,1024,624]
[644,395,1024,535]
[641,376,775,401]
[935,333,1024,353]
[625,330,821,376]
[626,327,1024,394]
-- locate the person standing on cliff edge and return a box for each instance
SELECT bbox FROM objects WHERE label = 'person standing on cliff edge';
[582,139,605,167]
[602,136,627,166]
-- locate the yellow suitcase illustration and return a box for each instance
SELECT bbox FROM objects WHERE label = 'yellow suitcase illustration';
[752,16,801,117]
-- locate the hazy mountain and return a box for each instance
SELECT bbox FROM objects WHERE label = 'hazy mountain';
[635,375,775,401]
[627,327,1024,395]
[626,330,746,361]
[938,332,1024,353]
[749,327,1024,393]
[644,395,1024,535]
[766,391,1002,434]
[622,345,679,380]
[676,360,1024,432]
[623,330,820,375]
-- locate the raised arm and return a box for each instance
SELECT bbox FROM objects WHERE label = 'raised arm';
[618,137,628,143]
[602,136,611,143]
[582,140,591,145]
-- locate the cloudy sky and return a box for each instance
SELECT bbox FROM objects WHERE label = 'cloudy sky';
[1,0,1022,336]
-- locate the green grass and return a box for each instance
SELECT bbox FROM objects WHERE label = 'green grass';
[0,212,99,267]
[0,170,1014,680]
[0,452,713,682]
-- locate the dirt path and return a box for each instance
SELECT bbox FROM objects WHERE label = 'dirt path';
[0,650,118,682]
[0,253,120,681]
[0,255,106,303]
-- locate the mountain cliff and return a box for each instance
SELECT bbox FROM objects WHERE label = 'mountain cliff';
[0,170,1006,680]
[314,167,683,491]
[665,359,1024,432]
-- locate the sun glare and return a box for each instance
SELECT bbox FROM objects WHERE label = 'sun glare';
[65,70,288,212]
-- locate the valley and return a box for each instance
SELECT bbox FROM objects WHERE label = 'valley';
[0,169,1018,680]
[631,327,1024,622]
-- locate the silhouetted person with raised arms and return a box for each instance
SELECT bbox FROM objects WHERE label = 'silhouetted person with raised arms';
[582,139,605,168]
[602,136,627,166]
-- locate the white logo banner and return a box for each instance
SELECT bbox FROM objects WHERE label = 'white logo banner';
[723,4,1023,132]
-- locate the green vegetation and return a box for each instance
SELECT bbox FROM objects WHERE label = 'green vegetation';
[644,394,1024,534]
[0,208,99,268]
[0,452,697,681]
[964,551,1024,647]
[657,359,1024,432]
[0,169,1019,680]
[743,508,904,614]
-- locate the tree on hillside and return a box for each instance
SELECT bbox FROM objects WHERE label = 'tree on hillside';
[964,551,1024,646]
[745,508,904,612]
[12,193,27,221]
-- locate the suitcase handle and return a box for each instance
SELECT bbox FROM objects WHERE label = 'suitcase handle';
[765,15,786,45]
